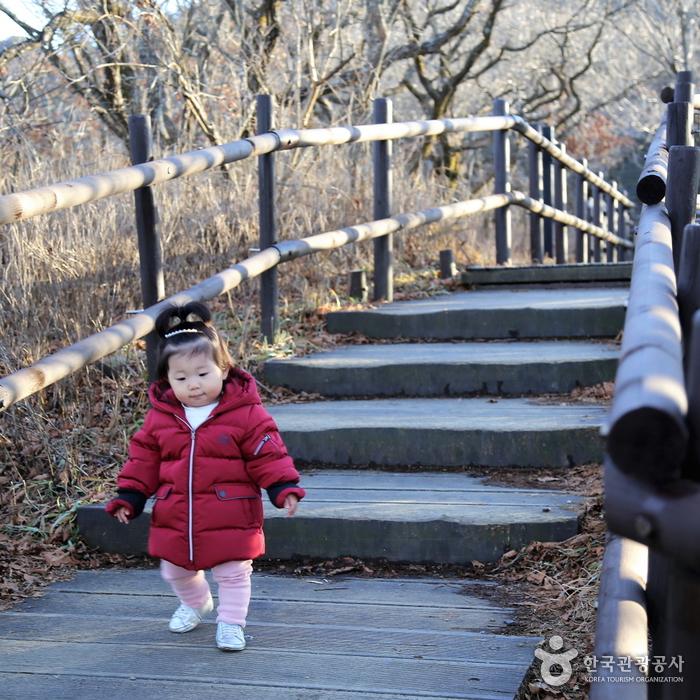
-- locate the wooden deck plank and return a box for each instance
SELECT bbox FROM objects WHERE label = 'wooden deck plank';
[14,591,513,632]
[0,570,537,698]
[0,673,440,700]
[56,570,503,610]
[0,613,534,664]
[0,639,525,699]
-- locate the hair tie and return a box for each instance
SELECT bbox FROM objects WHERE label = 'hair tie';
[164,328,203,339]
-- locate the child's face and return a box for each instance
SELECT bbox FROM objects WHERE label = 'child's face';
[166,350,227,407]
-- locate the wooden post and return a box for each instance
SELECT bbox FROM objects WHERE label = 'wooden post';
[575,157,589,263]
[553,145,567,264]
[686,309,700,478]
[349,270,368,302]
[675,69,695,103]
[541,125,555,259]
[616,197,628,261]
[606,184,617,263]
[677,224,700,353]
[653,562,700,695]
[257,94,278,343]
[373,97,393,301]
[592,180,602,263]
[439,249,456,279]
[658,292,700,696]
[647,551,670,698]
[492,99,512,265]
[667,101,693,148]
[666,146,700,275]
[528,128,544,263]
[128,114,164,381]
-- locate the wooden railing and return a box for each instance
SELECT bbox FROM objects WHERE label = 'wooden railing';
[593,70,700,698]
[0,95,633,411]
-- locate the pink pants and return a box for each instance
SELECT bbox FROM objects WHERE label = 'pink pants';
[160,559,252,626]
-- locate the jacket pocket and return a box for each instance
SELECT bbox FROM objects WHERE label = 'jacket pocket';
[213,483,263,529]
[151,484,173,526]
[154,485,173,499]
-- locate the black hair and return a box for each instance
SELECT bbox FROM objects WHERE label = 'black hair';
[154,301,233,381]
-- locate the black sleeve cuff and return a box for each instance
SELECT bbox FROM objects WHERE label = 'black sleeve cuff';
[116,490,148,518]
[266,481,299,507]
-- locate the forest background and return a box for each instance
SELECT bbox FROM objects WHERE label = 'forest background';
[0,0,696,605]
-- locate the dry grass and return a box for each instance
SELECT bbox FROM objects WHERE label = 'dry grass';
[0,137,505,369]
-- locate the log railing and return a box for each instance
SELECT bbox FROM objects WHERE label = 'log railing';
[0,95,634,410]
[593,69,700,698]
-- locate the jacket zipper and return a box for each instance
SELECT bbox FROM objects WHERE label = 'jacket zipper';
[187,429,196,562]
[174,413,215,564]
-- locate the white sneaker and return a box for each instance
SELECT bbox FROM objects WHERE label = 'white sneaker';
[216,621,246,651]
[168,594,214,633]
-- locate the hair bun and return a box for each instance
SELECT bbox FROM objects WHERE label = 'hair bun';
[154,301,213,337]
[180,301,211,325]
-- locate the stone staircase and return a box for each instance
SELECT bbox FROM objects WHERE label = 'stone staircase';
[255,269,627,565]
[65,262,629,698]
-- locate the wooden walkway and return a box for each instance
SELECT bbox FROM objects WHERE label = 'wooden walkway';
[0,568,536,699]
[4,262,630,698]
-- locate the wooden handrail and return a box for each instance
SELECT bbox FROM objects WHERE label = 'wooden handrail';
[0,185,633,411]
[509,191,632,247]
[636,113,668,204]
[511,117,634,208]
[606,201,687,481]
[0,193,510,410]
[0,116,514,225]
[0,112,634,225]
[590,535,648,696]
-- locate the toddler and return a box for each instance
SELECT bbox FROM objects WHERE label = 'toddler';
[106,301,305,651]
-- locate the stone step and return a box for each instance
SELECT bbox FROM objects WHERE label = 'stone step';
[0,569,538,699]
[268,398,607,467]
[461,262,632,287]
[325,287,627,340]
[262,340,618,397]
[77,470,583,564]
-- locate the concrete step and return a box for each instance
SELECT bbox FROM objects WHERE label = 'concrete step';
[461,262,632,287]
[0,568,538,698]
[325,287,627,340]
[262,340,618,397]
[267,397,606,467]
[77,470,584,564]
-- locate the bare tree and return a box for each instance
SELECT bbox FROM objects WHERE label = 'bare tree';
[0,1,229,147]
[616,0,697,74]
[0,0,675,186]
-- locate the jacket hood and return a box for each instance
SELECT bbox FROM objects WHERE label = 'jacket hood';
[148,366,262,416]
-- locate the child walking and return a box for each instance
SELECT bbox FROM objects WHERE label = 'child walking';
[105,301,305,651]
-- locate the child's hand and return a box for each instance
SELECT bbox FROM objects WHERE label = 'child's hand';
[114,506,132,524]
[284,494,299,517]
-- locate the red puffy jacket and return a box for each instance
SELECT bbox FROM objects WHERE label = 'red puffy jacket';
[106,368,304,570]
